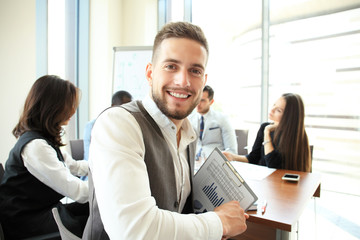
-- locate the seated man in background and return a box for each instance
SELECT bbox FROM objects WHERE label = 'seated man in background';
[190,85,238,163]
[83,90,132,161]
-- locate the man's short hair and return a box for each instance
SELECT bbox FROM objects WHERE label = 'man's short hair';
[203,85,214,101]
[111,90,132,106]
[152,21,209,64]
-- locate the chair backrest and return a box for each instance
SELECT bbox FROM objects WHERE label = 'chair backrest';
[52,208,81,240]
[22,232,60,240]
[0,163,4,182]
[235,129,249,155]
[0,222,4,240]
[310,145,314,172]
[69,139,84,160]
[0,164,5,240]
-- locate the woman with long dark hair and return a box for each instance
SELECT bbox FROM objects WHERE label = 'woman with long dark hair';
[224,93,311,172]
[0,75,89,239]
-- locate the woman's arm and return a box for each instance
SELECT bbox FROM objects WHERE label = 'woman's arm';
[22,139,89,203]
[62,150,89,176]
[222,151,249,163]
[263,124,276,155]
[263,124,282,169]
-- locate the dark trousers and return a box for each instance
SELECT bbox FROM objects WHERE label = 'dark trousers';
[2,201,89,239]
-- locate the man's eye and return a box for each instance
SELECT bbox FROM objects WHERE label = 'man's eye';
[190,69,202,76]
[165,65,176,70]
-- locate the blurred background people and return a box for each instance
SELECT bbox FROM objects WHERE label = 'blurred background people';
[190,85,237,166]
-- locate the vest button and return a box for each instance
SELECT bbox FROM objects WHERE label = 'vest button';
[174,201,179,208]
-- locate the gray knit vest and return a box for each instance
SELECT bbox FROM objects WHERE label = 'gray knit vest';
[83,100,195,239]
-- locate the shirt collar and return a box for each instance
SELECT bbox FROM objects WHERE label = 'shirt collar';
[199,109,212,120]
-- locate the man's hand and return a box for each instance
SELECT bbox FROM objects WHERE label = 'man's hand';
[214,201,249,239]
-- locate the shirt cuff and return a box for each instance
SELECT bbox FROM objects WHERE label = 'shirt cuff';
[202,211,223,240]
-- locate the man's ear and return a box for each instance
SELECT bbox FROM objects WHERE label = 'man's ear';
[145,63,153,87]
[210,99,215,105]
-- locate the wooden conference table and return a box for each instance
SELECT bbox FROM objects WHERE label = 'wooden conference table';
[231,162,321,240]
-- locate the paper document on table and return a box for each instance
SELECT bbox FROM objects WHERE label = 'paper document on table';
[231,161,276,181]
[193,148,258,213]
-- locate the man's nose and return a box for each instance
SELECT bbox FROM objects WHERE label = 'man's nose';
[174,69,190,87]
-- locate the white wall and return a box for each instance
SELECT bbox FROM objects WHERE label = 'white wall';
[88,0,157,119]
[0,0,157,165]
[0,0,37,165]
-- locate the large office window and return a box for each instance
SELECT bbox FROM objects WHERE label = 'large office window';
[192,1,360,196]
[269,5,360,195]
[47,0,89,140]
[192,1,262,135]
[48,0,66,77]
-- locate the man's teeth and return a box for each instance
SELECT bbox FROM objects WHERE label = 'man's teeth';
[170,92,188,99]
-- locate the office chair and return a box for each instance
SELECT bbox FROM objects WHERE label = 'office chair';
[0,164,4,240]
[0,223,4,240]
[310,145,314,172]
[52,208,81,240]
[22,232,60,240]
[235,129,249,155]
[0,163,4,183]
[69,139,84,160]
[0,163,3,240]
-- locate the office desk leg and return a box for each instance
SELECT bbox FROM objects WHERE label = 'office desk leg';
[276,229,290,240]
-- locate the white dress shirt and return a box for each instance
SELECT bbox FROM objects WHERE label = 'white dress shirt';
[22,139,89,203]
[89,96,223,239]
[189,109,238,159]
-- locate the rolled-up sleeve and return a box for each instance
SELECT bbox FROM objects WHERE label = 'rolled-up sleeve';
[22,140,89,203]
[62,151,89,176]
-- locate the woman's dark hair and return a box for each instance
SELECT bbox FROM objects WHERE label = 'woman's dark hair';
[274,93,311,172]
[13,75,79,147]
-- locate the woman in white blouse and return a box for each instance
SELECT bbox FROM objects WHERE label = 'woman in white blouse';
[0,75,89,239]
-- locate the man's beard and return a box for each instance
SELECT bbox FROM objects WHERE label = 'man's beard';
[152,89,199,120]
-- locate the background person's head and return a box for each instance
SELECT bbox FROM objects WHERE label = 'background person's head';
[111,90,132,106]
[13,75,80,146]
[196,85,214,115]
[278,93,305,131]
[146,22,209,122]
[268,96,286,124]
